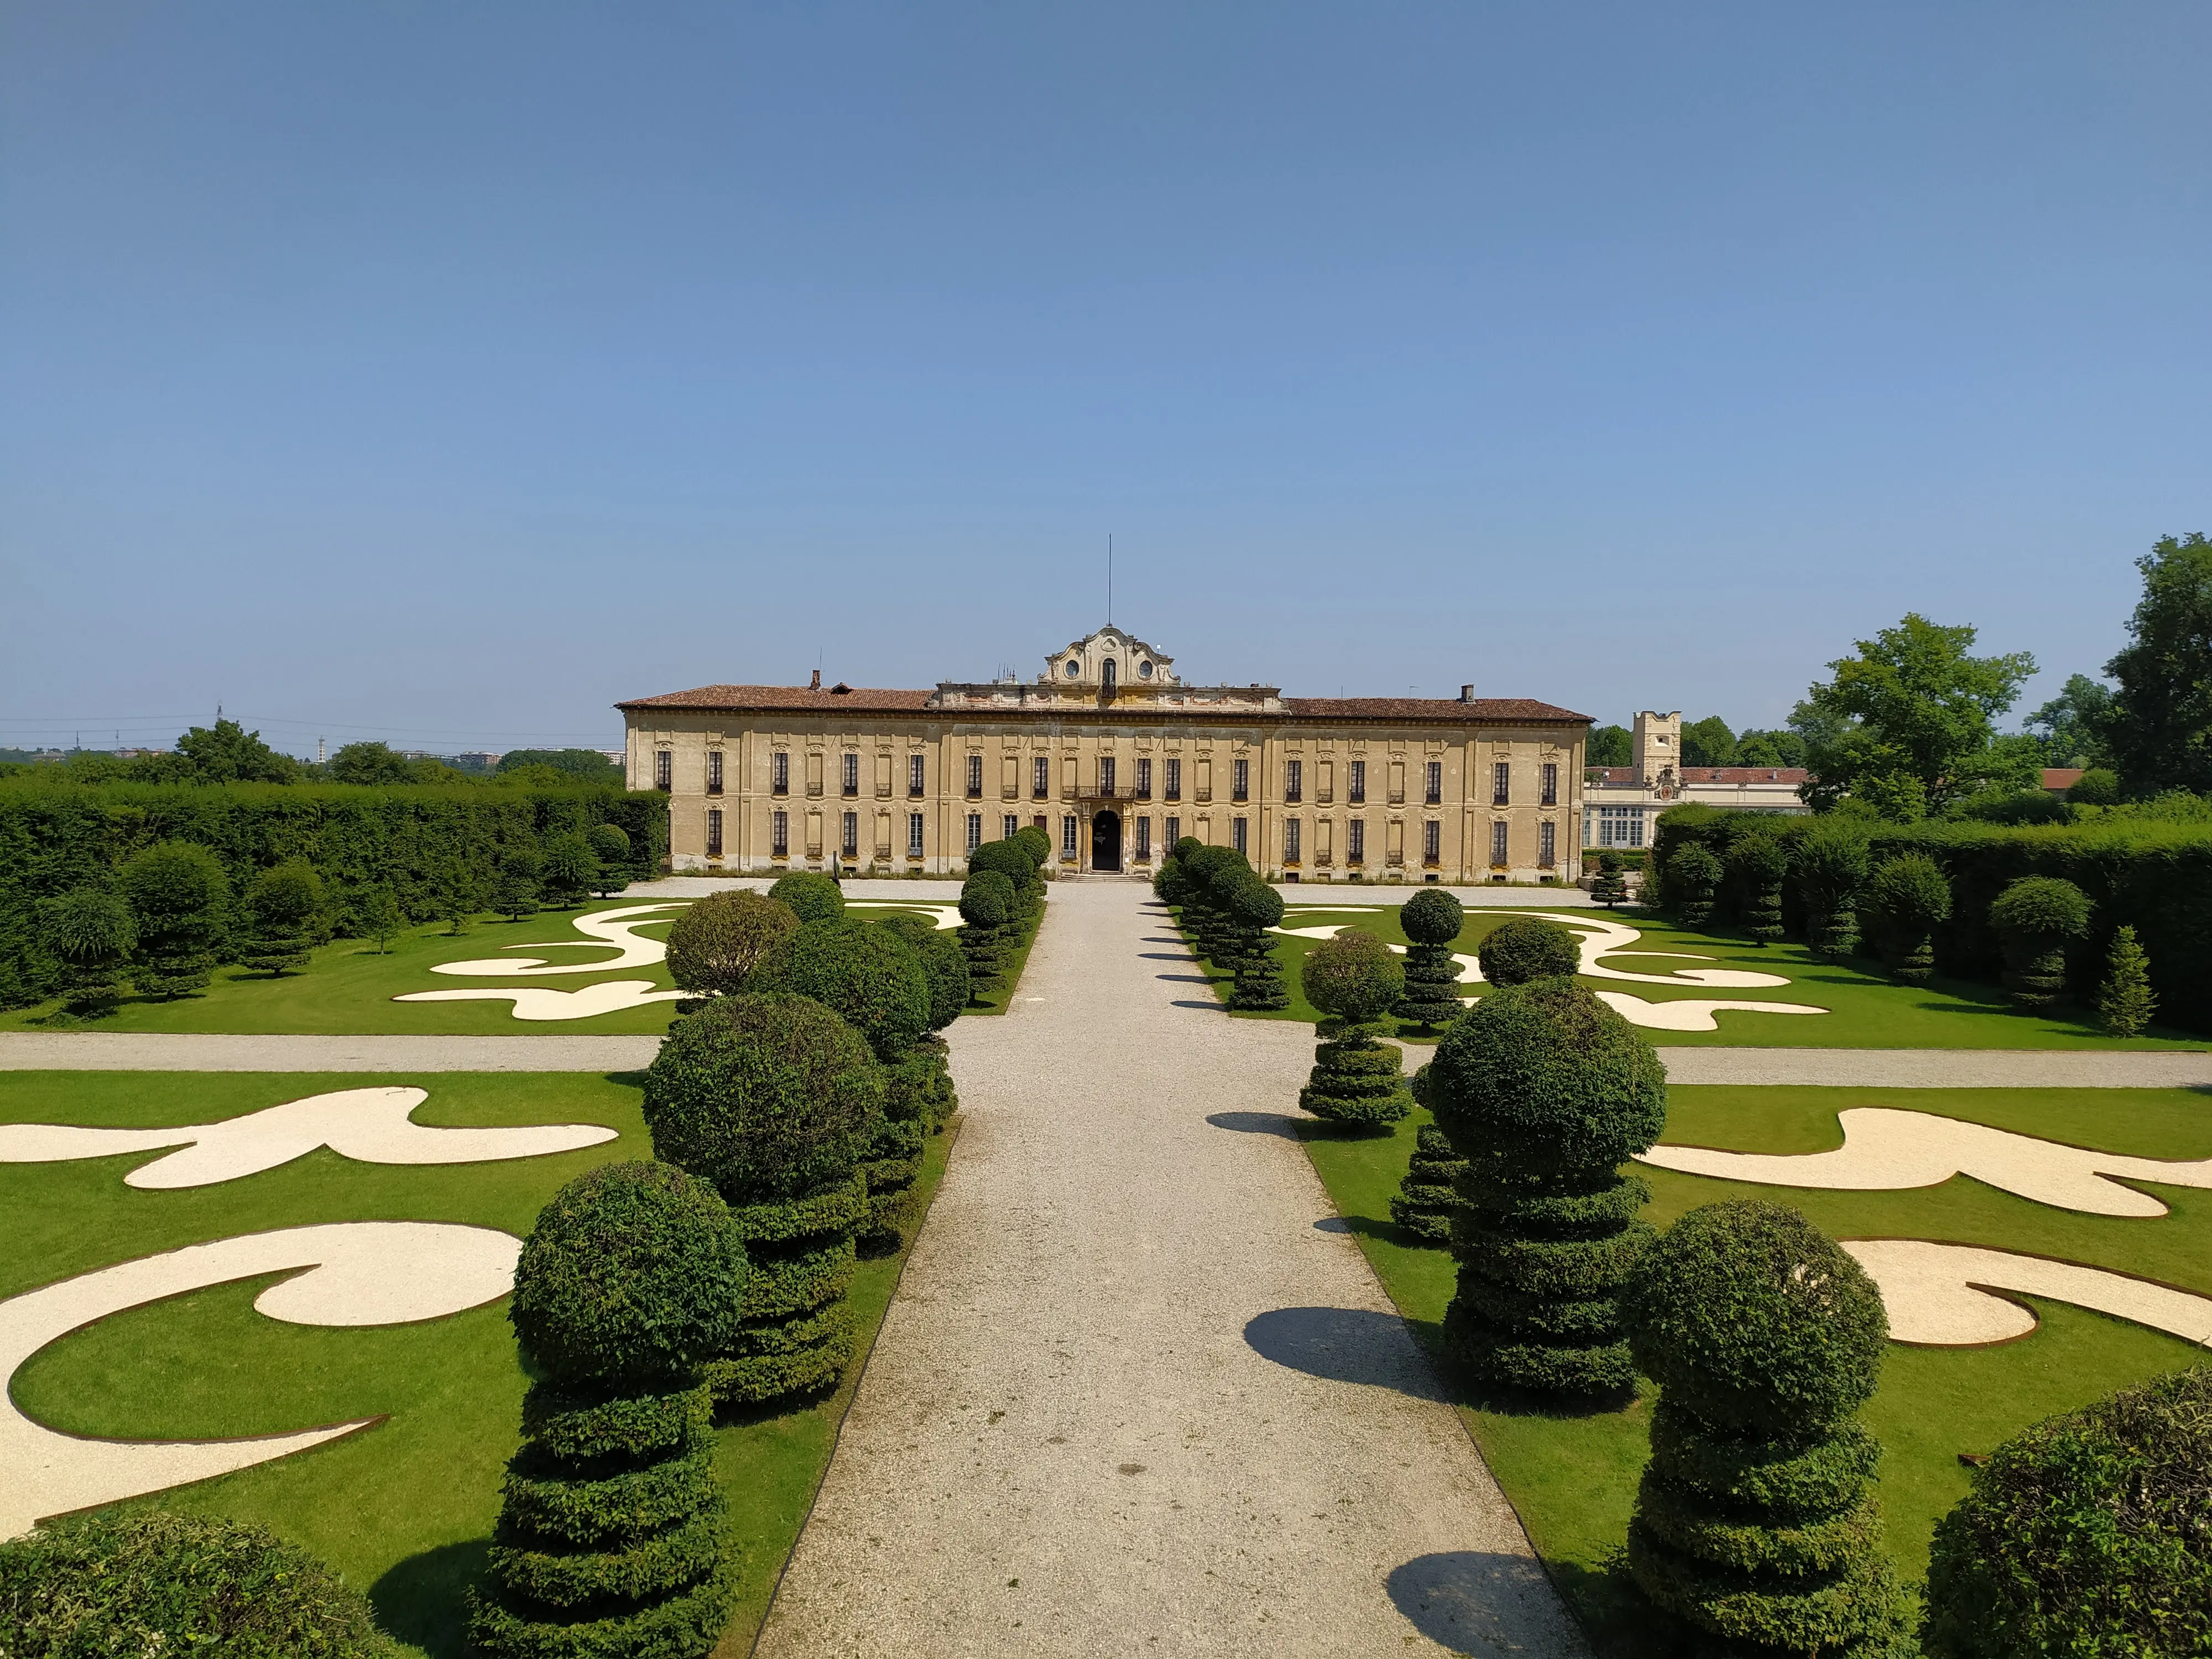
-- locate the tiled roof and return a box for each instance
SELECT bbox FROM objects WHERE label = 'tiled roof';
[618,685,1591,723]
[2042,768,2085,792]
[617,684,936,714]
[1590,766,1809,785]
[1281,697,1589,723]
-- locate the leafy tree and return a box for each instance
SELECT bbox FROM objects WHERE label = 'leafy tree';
[1735,727,1807,767]
[434,855,485,934]
[1864,854,1950,983]
[38,889,136,1018]
[359,885,405,954]
[239,859,324,975]
[2098,925,2156,1037]
[121,841,230,998]
[1681,716,1738,768]
[2025,672,2116,769]
[665,891,800,999]
[174,717,298,783]
[2068,767,2121,805]
[539,832,597,907]
[494,747,623,785]
[1296,930,1410,1128]
[588,822,633,894]
[327,740,418,785]
[1988,876,2091,1006]
[1729,834,1788,943]
[491,848,541,923]
[2100,533,2212,795]
[1394,889,1466,1029]
[1586,724,1632,768]
[1799,614,2038,815]
[1795,823,1869,958]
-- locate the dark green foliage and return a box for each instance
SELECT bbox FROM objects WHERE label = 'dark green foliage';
[1400,888,1465,946]
[2098,924,2157,1036]
[491,865,541,923]
[589,821,633,864]
[121,839,229,999]
[239,858,323,975]
[1730,834,1789,943]
[1389,1123,1466,1242]
[1921,1365,2211,1659]
[1224,872,1288,1010]
[2100,531,2212,796]
[1623,1201,1905,1658]
[1666,842,1724,927]
[1587,723,1632,767]
[359,884,404,953]
[1395,889,1466,1027]
[1988,875,2091,1005]
[36,888,135,1016]
[1300,928,1405,1024]
[1296,930,1410,1128]
[1864,853,1950,983]
[664,891,799,999]
[327,740,419,785]
[2068,766,2121,805]
[1794,826,1869,958]
[968,838,1040,915]
[767,871,844,923]
[541,832,598,906]
[860,1041,955,1251]
[753,919,930,1059]
[1012,823,1053,870]
[1475,917,1580,986]
[476,1161,745,1658]
[175,717,300,784]
[875,914,970,1031]
[0,1510,397,1658]
[958,869,1015,992]
[1588,851,1629,909]
[496,748,625,784]
[1428,979,1666,1396]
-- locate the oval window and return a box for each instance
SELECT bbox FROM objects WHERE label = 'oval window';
[1138,661,1154,679]
[1066,660,1081,678]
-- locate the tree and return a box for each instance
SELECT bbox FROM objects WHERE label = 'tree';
[2068,766,2121,805]
[1224,873,1289,1011]
[1680,716,1737,768]
[588,822,633,895]
[489,861,540,923]
[121,841,229,998]
[434,854,484,934]
[539,832,597,907]
[239,859,323,975]
[494,747,622,785]
[665,891,800,999]
[1623,1201,1908,1657]
[1475,916,1580,984]
[1734,727,1806,767]
[1394,889,1466,1029]
[359,885,405,954]
[769,871,845,924]
[1989,876,2091,1006]
[2097,925,2157,1037]
[1799,614,2038,815]
[1795,823,1869,958]
[1296,930,1411,1128]
[1586,724,1632,768]
[2100,532,2212,796]
[471,1161,745,1658]
[1390,1064,1467,1244]
[1864,854,1950,983]
[1664,843,1723,928]
[1588,851,1629,909]
[38,889,136,1018]
[174,717,298,783]
[2024,672,2116,769]
[957,870,1015,994]
[327,740,418,784]
[1729,834,1788,944]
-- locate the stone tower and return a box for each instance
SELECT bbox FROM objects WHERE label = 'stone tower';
[1633,711,1682,792]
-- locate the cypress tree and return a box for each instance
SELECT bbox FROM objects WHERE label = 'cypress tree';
[1729,834,1788,945]
[1394,888,1467,1029]
[2098,924,2157,1037]
[1296,930,1411,1129]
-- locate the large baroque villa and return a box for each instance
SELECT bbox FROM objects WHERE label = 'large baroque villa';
[618,627,1595,883]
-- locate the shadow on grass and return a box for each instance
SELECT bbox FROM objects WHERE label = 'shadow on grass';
[1329,1212,1426,1250]
[371,1536,491,1659]
[1543,1551,1692,1659]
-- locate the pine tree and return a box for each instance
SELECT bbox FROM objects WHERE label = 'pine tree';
[2098,925,2156,1037]
[491,868,540,923]
[359,885,405,954]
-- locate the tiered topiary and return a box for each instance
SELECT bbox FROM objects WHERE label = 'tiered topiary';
[1864,853,1950,983]
[1394,888,1466,1029]
[1390,1067,1467,1243]
[1988,875,2091,1006]
[1921,1364,2210,1659]
[1427,977,1666,1396]
[1224,873,1289,1010]
[36,889,136,1019]
[1795,826,1869,959]
[1152,836,1203,904]
[472,1160,747,1658]
[1589,851,1629,909]
[875,915,966,1137]
[1667,843,1724,928]
[753,919,932,1253]
[1730,834,1788,944]
[958,869,1016,995]
[0,1510,399,1658]
[969,838,1041,924]
[768,870,845,923]
[1013,823,1053,873]
[1296,930,1411,1129]
[2098,924,2157,1037]
[1623,1200,1910,1659]
[239,859,324,976]
[589,821,634,894]
[643,994,879,1405]
[665,891,800,1001]
[1475,916,1580,985]
[121,840,229,999]
[1186,846,1252,967]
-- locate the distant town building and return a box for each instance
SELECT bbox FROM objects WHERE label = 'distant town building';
[1582,710,1809,851]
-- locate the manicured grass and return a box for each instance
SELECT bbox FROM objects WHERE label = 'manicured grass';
[0,1068,958,1658]
[1297,1083,2212,1655]
[1191,902,2206,1049]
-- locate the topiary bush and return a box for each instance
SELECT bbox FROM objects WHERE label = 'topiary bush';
[968,838,1040,917]
[36,888,135,1018]
[1796,826,1869,959]
[1921,1364,2211,1659]
[1176,844,1250,966]
[2098,924,2157,1037]
[1297,930,1411,1129]
[1012,823,1052,873]
[664,891,799,1000]
[1395,889,1466,1029]
[641,994,879,1405]
[958,869,1016,994]
[473,1160,747,1659]
[1389,1118,1466,1243]
[1223,871,1288,1010]
[1427,978,1665,1396]
[875,914,970,1034]
[768,870,844,924]
[1623,1201,1908,1658]
[239,859,324,976]
[491,848,541,924]
[0,1510,398,1658]
[1987,874,2091,1006]
[1667,842,1724,928]
[1475,916,1580,986]
[1730,834,1789,944]
[1864,853,1950,983]
[1589,851,1629,909]
[121,839,230,1000]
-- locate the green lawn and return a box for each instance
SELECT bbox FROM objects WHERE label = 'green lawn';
[1297,1083,2212,1655]
[1182,902,2206,1049]
[0,1069,957,1658]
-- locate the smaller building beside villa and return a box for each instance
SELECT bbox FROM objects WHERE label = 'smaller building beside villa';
[1582,711,1811,852]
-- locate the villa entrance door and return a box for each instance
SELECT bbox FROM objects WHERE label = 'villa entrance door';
[1090,810,1122,873]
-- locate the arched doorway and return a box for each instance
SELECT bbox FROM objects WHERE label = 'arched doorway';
[1091,810,1121,873]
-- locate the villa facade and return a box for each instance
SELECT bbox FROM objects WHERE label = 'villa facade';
[1581,710,1812,851]
[617,627,1592,884]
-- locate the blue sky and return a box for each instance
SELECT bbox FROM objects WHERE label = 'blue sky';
[3,3,2207,755]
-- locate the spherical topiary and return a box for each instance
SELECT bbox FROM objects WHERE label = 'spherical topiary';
[1400,887,1465,947]
[1623,1201,1905,1658]
[588,821,632,865]
[1224,872,1288,1010]
[1301,929,1405,1024]
[1922,1365,2211,1659]
[1395,890,1467,1029]
[875,914,970,1032]
[1988,875,2092,1006]
[768,870,845,924]
[1012,824,1052,870]
[968,838,1037,910]
[1864,853,1950,983]
[1729,834,1789,943]
[664,890,800,999]
[752,918,930,1060]
[0,1511,398,1658]
[1475,916,1580,987]
[1667,842,1724,928]
[508,1160,749,1392]
[1297,931,1411,1129]
[121,839,229,999]
[1428,978,1666,1395]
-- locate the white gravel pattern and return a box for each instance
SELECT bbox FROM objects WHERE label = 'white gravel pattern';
[1842,1239,2212,1347]
[753,883,1588,1659]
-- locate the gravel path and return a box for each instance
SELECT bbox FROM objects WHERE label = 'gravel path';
[753,882,1587,1659]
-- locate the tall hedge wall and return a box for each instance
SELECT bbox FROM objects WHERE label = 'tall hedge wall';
[0,778,667,1009]
[1648,805,2212,1035]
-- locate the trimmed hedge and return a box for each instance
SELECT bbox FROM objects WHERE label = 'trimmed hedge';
[958,870,1015,992]
[664,891,799,999]
[874,914,970,1032]
[1475,916,1579,987]
[1624,1201,1907,1658]
[1297,931,1410,1128]
[767,871,844,924]
[1224,872,1289,1010]
[0,776,665,1010]
[1427,978,1665,1396]
[475,1161,746,1659]
[1395,889,1465,1027]
[1922,1364,2211,1659]
[1389,1120,1467,1242]
[0,1510,398,1658]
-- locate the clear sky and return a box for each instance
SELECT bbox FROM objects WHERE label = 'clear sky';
[3,3,2207,756]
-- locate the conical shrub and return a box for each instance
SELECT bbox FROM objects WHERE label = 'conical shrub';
[1389,1121,1466,1243]
[1667,843,1723,929]
[958,870,1015,994]
[1729,834,1788,944]
[1225,873,1288,1010]
[1394,889,1466,1029]
[2098,925,2157,1037]
[1296,930,1410,1129]
[1989,876,2090,1007]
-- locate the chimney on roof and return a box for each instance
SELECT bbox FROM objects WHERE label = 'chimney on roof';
[1459,685,1473,703]
[809,669,821,690]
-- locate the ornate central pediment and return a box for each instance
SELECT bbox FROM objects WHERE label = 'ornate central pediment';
[1042,628,1177,690]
